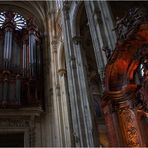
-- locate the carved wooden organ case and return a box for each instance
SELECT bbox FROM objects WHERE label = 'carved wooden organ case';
[0,11,42,107]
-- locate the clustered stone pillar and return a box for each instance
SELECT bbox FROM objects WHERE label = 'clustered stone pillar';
[61,2,83,147]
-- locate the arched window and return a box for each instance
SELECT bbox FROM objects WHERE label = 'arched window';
[0,11,42,107]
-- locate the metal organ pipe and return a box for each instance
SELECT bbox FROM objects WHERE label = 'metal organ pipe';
[29,32,36,77]
[23,44,25,69]
[3,79,8,103]
[3,31,13,68]
[16,75,21,105]
[8,32,12,60]
[3,32,8,60]
[32,36,36,64]
[29,32,32,76]
[37,43,40,76]
[6,32,9,59]
[23,42,27,76]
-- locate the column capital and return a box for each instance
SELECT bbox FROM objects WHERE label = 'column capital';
[58,69,66,76]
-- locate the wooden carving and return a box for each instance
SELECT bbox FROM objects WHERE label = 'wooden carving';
[118,108,140,147]
[102,8,148,146]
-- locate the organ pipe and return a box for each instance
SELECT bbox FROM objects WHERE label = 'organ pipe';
[29,31,37,77]
[23,43,26,69]
[3,31,8,60]
[3,13,14,69]
[16,75,21,104]
[8,32,12,60]
[23,41,27,76]
[3,77,8,104]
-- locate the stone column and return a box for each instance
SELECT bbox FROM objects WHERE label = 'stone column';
[57,40,72,147]
[61,2,87,147]
[72,36,97,146]
[47,1,65,146]
[84,1,116,87]
[97,1,116,49]
[58,68,72,147]
[51,38,63,146]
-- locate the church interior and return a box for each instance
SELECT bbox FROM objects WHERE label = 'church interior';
[0,1,147,147]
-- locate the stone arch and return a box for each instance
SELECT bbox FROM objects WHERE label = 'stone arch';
[71,1,83,37]
[0,1,46,31]
[71,2,109,146]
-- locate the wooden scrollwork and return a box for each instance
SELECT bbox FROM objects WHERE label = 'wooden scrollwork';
[102,7,148,146]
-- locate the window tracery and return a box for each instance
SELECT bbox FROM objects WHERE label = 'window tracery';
[0,12,26,30]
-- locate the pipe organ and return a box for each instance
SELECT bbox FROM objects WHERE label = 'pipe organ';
[0,11,42,107]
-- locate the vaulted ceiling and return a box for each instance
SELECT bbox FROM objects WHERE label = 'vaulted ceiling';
[0,1,53,31]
